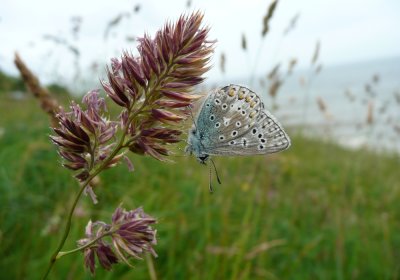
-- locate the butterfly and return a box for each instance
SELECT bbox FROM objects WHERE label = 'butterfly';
[186,85,290,190]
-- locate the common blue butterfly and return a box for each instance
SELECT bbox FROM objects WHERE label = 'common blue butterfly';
[186,84,291,164]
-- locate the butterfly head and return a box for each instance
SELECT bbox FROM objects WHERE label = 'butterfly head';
[186,126,209,164]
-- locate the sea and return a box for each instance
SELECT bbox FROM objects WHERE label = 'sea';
[210,56,400,154]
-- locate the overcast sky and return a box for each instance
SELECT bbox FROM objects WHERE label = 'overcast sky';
[1,0,399,86]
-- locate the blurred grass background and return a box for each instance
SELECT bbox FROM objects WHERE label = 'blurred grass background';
[1,92,399,279]
[1,1,400,278]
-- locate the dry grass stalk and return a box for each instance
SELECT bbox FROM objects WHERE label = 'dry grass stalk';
[245,239,286,260]
[43,34,80,57]
[365,83,376,98]
[316,96,333,120]
[283,13,300,35]
[365,83,372,94]
[367,101,374,125]
[394,90,400,104]
[206,245,237,256]
[70,16,82,40]
[241,33,247,51]
[262,0,278,37]
[267,63,280,80]
[125,36,136,42]
[316,96,327,113]
[287,58,297,75]
[220,52,226,74]
[133,4,141,13]
[378,101,388,114]
[372,73,380,84]
[14,53,61,127]
[311,40,320,65]
[104,13,129,40]
[269,77,282,98]
[299,76,306,87]
[393,124,400,135]
[315,64,323,74]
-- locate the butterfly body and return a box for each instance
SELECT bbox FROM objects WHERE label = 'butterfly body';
[186,84,290,163]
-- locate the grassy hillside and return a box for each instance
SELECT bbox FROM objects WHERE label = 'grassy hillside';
[0,69,70,96]
[1,95,399,279]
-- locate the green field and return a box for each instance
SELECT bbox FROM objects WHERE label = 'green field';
[1,94,399,279]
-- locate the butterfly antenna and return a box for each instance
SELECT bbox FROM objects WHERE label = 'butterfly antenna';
[209,164,214,193]
[210,158,222,185]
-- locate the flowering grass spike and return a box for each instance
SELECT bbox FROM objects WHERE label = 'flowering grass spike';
[77,206,157,275]
[44,11,214,279]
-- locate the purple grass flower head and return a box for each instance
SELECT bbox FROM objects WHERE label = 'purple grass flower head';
[111,206,157,264]
[50,11,214,187]
[51,11,214,179]
[102,11,214,161]
[77,220,118,275]
[43,11,214,279]
[50,90,118,182]
[77,207,157,275]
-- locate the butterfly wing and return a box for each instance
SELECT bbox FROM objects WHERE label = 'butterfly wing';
[195,84,290,156]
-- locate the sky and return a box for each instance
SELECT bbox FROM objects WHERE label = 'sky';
[1,0,399,88]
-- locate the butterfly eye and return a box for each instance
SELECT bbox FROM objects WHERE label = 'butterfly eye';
[191,129,196,135]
